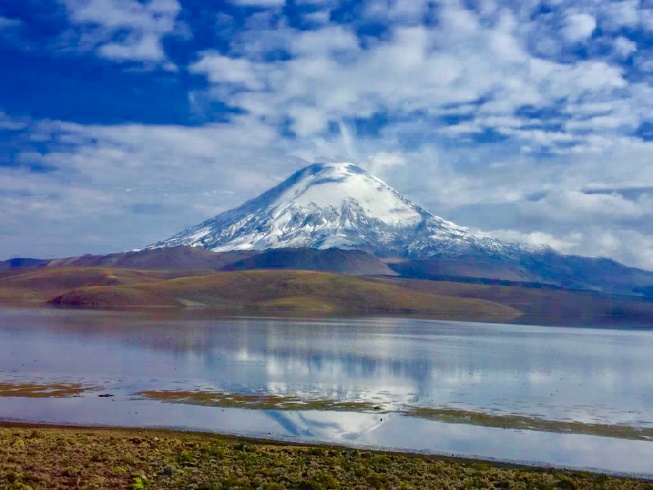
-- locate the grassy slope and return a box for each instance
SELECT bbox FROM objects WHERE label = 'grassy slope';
[0,268,210,308]
[39,268,520,321]
[1,425,651,490]
[2,266,653,325]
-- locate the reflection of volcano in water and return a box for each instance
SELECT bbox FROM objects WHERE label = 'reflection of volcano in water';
[33,314,450,402]
[158,320,441,406]
[266,410,393,441]
[14,310,653,428]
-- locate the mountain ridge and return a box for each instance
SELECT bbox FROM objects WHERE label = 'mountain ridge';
[0,246,396,277]
[143,162,653,296]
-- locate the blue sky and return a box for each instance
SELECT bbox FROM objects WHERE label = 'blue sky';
[2,0,653,268]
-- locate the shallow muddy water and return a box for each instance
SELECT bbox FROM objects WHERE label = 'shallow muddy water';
[1,307,652,475]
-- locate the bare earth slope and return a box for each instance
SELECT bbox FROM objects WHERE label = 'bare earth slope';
[222,248,396,275]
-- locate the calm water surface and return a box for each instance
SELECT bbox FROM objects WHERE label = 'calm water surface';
[1,307,652,475]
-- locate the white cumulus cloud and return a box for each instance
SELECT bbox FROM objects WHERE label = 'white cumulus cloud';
[612,36,637,58]
[63,0,181,63]
[561,13,596,42]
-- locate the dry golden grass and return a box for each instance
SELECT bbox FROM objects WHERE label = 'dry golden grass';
[0,268,204,307]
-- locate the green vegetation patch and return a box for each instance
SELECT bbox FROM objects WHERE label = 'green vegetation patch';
[253,296,336,312]
[0,425,651,489]
[137,390,380,412]
[138,389,653,441]
[0,382,93,398]
[405,407,653,441]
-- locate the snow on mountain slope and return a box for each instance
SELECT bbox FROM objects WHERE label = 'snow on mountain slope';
[147,163,535,259]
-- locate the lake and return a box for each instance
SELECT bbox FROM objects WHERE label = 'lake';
[1,307,652,476]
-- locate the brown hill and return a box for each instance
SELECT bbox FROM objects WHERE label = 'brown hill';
[46,247,256,271]
[0,258,49,269]
[389,252,653,296]
[47,269,519,321]
[2,267,653,326]
[388,257,535,283]
[382,277,653,327]
[0,268,190,307]
[10,246,393,277]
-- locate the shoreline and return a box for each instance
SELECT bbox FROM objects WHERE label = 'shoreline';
[4,301,653,332]
[4,303,653,330]
[1,421,652,489]
[1,301,523,325]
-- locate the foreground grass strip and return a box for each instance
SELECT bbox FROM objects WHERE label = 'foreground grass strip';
[405,407,653,441]
[137,390,380,412]
[0,382,92,398]
[0,425,651,490]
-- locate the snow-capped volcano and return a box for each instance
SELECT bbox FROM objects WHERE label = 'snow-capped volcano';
[148,163,527,259]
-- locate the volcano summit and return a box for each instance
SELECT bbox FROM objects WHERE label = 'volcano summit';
[148,163,526,260]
